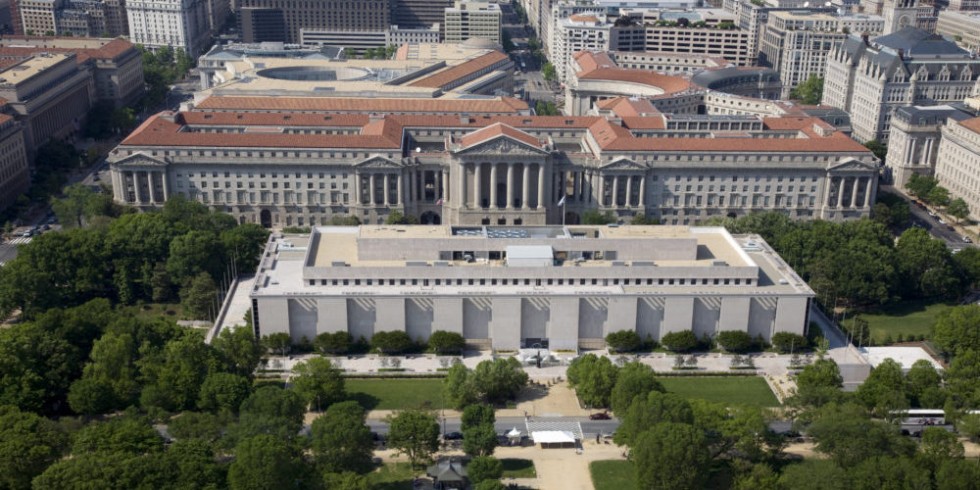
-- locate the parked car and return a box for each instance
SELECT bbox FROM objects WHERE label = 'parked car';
[444,431,464,440]
[589,412,611,420]
[20,229,33,238]
[963,236,972,243]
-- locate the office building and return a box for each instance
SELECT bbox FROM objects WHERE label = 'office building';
[394,0,454,36]
[553,13,645,82]
[127,0,211,57]
[15,0,126,37]
[936,9,980,52]
[236,0,390,45]
[881,0,936,34]
[640,9,752,68]
[249,225,814,350]
[760,11,883,98]
[885,104,974,187]
[444,0,503,44]
[935,115,980,218]
[238,7,285,43]
[0,115,30,213]
[822,27,980,142]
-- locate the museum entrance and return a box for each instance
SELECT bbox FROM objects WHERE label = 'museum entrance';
[260,209,272,228]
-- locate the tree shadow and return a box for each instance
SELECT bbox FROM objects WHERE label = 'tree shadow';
[350,392,381,411]
[512,381,550,404]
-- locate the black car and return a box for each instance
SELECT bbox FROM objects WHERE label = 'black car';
[444,431,464,440]
[589,412,611,420]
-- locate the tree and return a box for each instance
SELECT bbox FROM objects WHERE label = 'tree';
[605,330,642,352]
[954,247,980,288]
[610,362,664,417]
[385,409,440,467]
[778,460,849,490]
[164,438,226,490]
[139,334,222,412]
[614,391,694,447]
[228,435,312,490]
[771,332,809,354]
[167,411,231,442]
[928,186,951,207]
[428,330,466,354]
[463,423,498,456]
[948,198,970,222]
[384,210,419,225]
[906,174,938,199]
[806,402,915,468]
[370,331,415,354]
[791,358,843,407]
[945,349,980,409]
[661,331,699,352]
[180,272,218,320]
[541,62,555,82]
[856,358,909,416]
[197,372,251,413]
[932,305,980,357]
[323,472,371,490]
[567,354,618,408]
[632,422,710,490]
[474,481,508,490]
[905,359,944,408]
[936,458,980,490]
[917,427,964,473]
[789,75,824,105]
[311,401,374,474]
[471,358,528,405]
[290,357,346,411]
[467,456,503,484]
[50,184,115,229]
[315,331,353,355]
[714,331,756,353]
[235,385,306,442]
[0,406,68,489]
[461,404,495,431]
[213,326,263,378]
[581,209,616,224]
[68,331,138,415]
[895,227,961,299]
[72,416,163,455]
[444,362,479,409]
[262,333,292,357]
[864,139,888,162]
[0,323,81,414]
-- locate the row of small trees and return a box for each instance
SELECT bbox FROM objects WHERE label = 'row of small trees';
[605,329,809,354]
[260,330,468,357]
[906,174,971,222]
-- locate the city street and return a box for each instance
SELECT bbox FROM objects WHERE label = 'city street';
[881,185,974,251]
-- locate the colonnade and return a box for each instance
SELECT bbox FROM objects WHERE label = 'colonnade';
[829,175,874,208]
[463,162,546,210]
[123,170,168,204]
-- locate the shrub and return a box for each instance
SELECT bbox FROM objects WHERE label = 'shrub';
[770,332,809,354]
[428,330,466,354]
[714,331,756,353]
[605,330,642,352]
[370,331,415,354]
[661,331,699,353]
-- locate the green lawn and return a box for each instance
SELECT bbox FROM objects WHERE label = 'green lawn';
[367,463,418,490]
[346,378,447,410]
[591,461,636,490]
[659,376,780,407]
[500,458,536,478]
[844,299,954,343]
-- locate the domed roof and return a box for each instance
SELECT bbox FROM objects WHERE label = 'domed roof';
[459,37,502,51]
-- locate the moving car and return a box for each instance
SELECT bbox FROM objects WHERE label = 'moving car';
[589,412,611,420]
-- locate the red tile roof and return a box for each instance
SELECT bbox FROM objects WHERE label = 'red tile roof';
[409,51,510,88]
[959,117,980,135]
[458,122,543,148]
[194,95,528,114]
[0,37,136,64]
[577,67,692,94]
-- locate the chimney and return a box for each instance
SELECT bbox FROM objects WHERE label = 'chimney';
[861,32,870,45]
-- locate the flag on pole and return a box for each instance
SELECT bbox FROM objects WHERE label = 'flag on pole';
[436,198,444,205]
[557,195,566,206]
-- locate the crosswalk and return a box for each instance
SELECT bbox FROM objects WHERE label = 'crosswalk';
[5,236,33,245]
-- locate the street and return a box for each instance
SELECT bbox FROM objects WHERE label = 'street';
[881,184,973,251]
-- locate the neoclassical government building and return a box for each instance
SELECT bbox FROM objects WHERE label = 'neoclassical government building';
[108,93,879,227]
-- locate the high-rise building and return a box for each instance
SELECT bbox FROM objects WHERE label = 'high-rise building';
[935,9,980,51]
[394,0,453,36]
[127,0,211,57]
[238,7,284,43]
[822,28,980,142]
[881,0,936,34]
[236,0,390,44]
[444,0,502,44]
[0,115,29,213]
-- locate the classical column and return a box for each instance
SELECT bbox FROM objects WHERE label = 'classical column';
[506,164,515,209]
[396,174,404,205]
[864,176,874,207]
[459,164,466,207]
[909,139,918,165]
[407,171,414,203]
[161,172,169,201]
[146,172,156,204]
[587,170,594,203]
[612,175,620,207]
[474,163,483,208]
[836,178,844,208]
[133,171,144,203]
[850,177,859,208]
[490,163,499,209]
[639,174,646,207]
[573,172,581,201]
[369,174,377,206]
[625,176,633,207]
[537,163,545,209]
[355,174,362,204]
[522,164,530,209]
[382,174,390,206]
[442,170,449,202]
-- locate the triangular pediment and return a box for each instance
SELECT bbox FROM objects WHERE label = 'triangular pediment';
[112,152,170,167]
[454,136,549,156]
[600,158,646,171]
[355,156,403,168]
[829,158,875,172]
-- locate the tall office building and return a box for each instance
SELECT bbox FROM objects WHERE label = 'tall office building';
[395,0,453,35]
[238,7,284,43]
[444,0,502,44]
[236,0,390,44]
[127,0,211,57]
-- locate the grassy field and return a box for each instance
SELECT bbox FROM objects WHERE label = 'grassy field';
[591,461,636,490]
[659,376,780,407]
[844,299,954,343]
[366,463,418,490]
[346,378,446,410]
[500,459,536,478]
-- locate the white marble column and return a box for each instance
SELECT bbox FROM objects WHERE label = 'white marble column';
[490,163,499,209]
[625,176,633,207]
[369,174,377,206]
[459,164,467,207]
[397,174,404,205]
[161,172,169,201]
[474,163,483,208]
[587,171,594,203]
[864,176,874,207]
[506,164,515,209]
[850,177,859,208]
[407,171,414,203]
[522,164,530,210]
[383,174,391,206]
[134,171,144,203]
[612,175,620,207]
[909,139,918,165]
[355,174,362,204]
[836,178,844,208]
[537,164,545,209]
[639,174,646,207]
[442,170,449,202]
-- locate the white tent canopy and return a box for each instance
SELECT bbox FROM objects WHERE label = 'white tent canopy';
[531,430,576,444]
[507,428,522,437]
